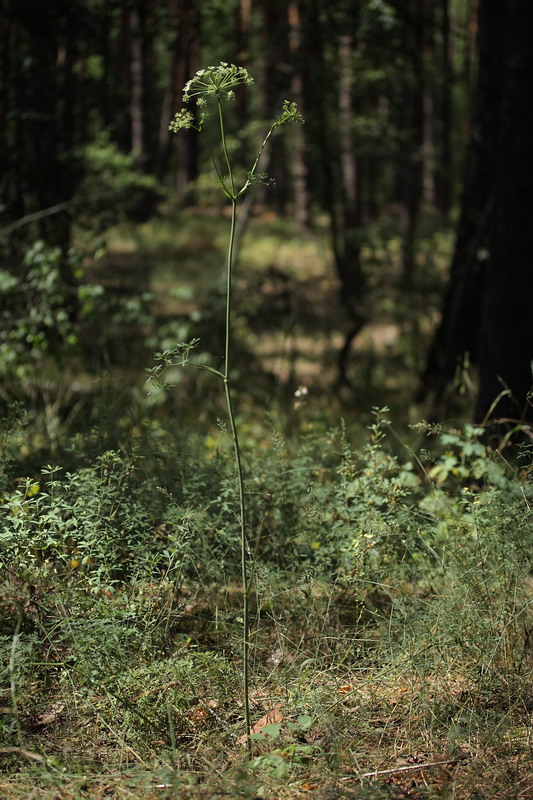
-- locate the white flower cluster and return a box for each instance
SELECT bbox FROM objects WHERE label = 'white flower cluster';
[168,109,195,133]
[182,63,254,106]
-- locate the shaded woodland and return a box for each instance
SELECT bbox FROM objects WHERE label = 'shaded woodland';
[2,0,532,428]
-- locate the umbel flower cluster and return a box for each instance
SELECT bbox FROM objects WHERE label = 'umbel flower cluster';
[183,62,253,104]
[169,62,303,134]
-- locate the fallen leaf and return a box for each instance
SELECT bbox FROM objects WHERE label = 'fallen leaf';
[31,702,65,728]
[236,703,283,745]
[189,706,209,721]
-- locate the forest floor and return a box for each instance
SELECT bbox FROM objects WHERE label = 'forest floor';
[84,206,450,425]
[2,210,531,799]
[2,578,533,800]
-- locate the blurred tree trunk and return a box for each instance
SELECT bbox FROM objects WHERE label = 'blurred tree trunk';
[259,0,291,212]
[336,28,366,384]
[130,0,156,171]
[475,0,533,424]
[157,0,180,180]
[396,0,424,287]
[236,0,251,126]
[422,0,533,426]
[462,0,478,135]
[0,0,11,131]
[436,0,452,214]
[0,0,13,213]
[421,0,436,208]
[173,0,199,195]
[301,0,367,385]
[116,4,133,151]
[421,0,502,416]
[99,0,112,129]
[288,0,309,233]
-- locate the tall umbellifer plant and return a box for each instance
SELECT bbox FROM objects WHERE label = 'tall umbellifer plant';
[148,64,303,749]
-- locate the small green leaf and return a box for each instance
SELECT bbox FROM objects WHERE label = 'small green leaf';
[260,722,282,739]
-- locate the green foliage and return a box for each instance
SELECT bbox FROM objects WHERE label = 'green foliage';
[1,405,533,793]
[0,234,158,381]
[100,649,239,749]
[0,242,79,378]
[74,133,164,233]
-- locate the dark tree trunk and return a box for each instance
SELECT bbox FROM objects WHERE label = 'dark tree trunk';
[301,0,367,385]
[422,0,533,427]
[288,0,309,233]
[421,0,436,208]
[421,0,504,416]
[129,0,157,170]
[116,5,133,151]
[157,0,179,180]
[99,0,112,129]
[258,0,291,212]
[236,0,251,127]
[173,0,199,194]
[0,0,13,215]
[436,0,452,214]
[395,0,424,287]
[475,0,533,424]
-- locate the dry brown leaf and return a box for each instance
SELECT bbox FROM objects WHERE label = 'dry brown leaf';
[31,702,65,728]
[189,706,209,721]
[236,702,283,745]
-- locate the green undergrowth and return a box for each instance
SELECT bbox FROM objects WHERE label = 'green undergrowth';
[1,408,533,798]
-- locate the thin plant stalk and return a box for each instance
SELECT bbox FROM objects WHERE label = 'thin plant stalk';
[165,64,303,752]
[9,611,23,746]
[222,186,252,751]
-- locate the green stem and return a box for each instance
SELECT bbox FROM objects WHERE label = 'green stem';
[201,133,231,198]
[224,199,237,376]
[218,97,236,197]
[9,611,23,746]
[221,151,251,752]
[237,124,277,198]
[224,377,251,752]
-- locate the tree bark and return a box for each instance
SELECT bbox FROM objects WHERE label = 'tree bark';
[421,0,533,426]
[475,0,533,424]
[288,0,309,232]
[421,0,504,416]
[173,0,199,194]
[436,0,452,214]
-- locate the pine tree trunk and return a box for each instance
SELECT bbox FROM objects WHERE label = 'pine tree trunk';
[436,0,452,214]
[288,0,309,232]
[174,0,199,194]
[476,0,533,424]
[421,0,506,418]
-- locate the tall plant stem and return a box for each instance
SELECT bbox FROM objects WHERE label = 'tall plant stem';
[9,611,23,746]
[218,98,236,197]
[224,376,251,751]
[223,192,251,752]
[224,197,237,375]
[168,64,302,757]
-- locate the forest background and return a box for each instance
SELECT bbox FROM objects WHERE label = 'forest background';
[1,1,533,799]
